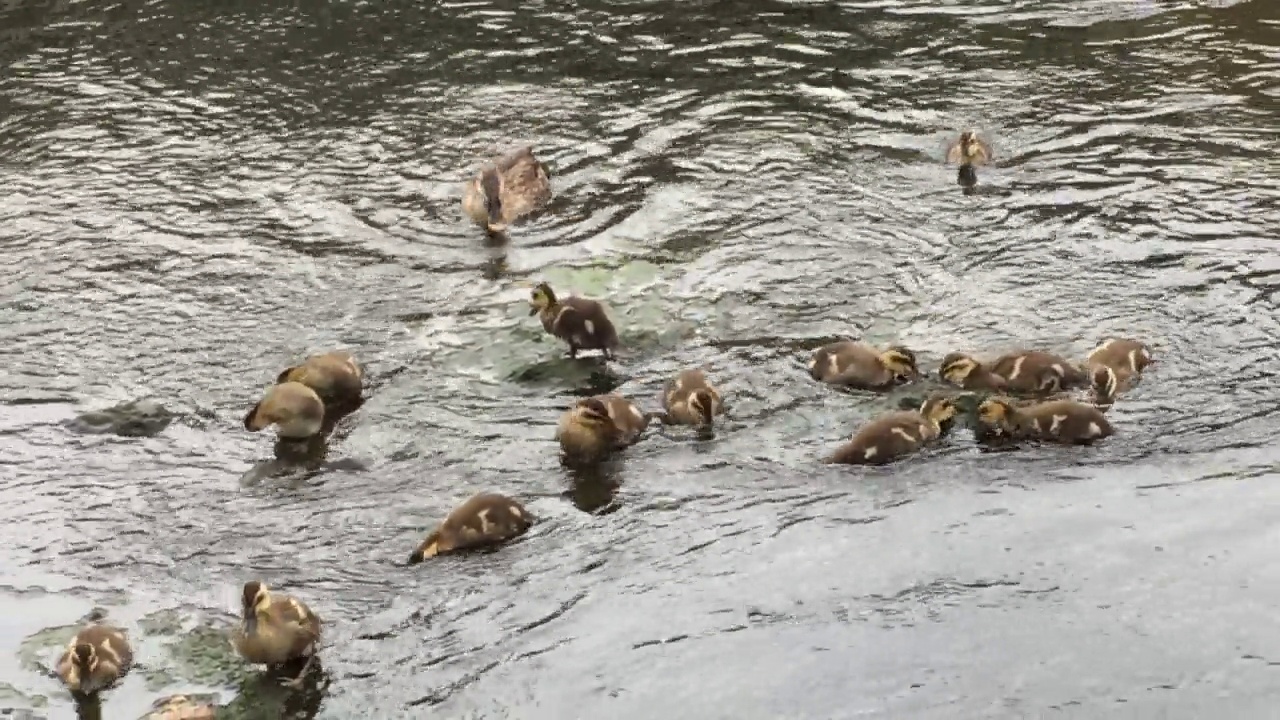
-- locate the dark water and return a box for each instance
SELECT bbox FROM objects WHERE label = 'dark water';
[3,0,1279,716]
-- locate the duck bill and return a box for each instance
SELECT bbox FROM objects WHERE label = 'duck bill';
[527,303,539,316]
[242,613,258,636]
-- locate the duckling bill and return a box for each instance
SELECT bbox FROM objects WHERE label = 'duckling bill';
[826,394,958,465]
[57,623,132,695]
[809,341,920,390]
[462,146,552,234]
[529,282,620,360]
[408,492,533,563]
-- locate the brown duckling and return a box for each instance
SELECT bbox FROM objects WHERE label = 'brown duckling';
[142,696,217,720]
[407,492,533,563]
[976,390,1114,445]
[529,282,620,360]
[243,381,325,439]
[825,394,959,465]
[231,581,321,668]
[656,369,724,427]
[555,394,650,462]
[809,341,920,390]
[462,146,552,233]
[945,130,993,166]
[56,623,132,695]
[1084,337,1154,391]
[277,350,364,412]
[940,350,1085,394]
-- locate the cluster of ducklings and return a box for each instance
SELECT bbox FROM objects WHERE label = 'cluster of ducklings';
[51,133,1141,715]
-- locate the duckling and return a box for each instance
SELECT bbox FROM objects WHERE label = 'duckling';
[1084,337,1154,391]
[231,581,321,668]
[529,282,620,360]
[276,350,364,412]
[825,394,959,465]
[946,130,992,166]
[656,369,723,427]
[976,391,1114,445]
[940,350,1085,394]
[555,394,650,462]
[407,492,533,563]
[143,695,217,720]
[56,623,132,695]
[243,381,325,438]
[462,146,552,233]
[809,341,920,390]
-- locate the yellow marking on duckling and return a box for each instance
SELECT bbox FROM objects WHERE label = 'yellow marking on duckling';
[629,404,644,422]
[1086,422,1102,436]
[863,446,878,460]
[1128,349,1140,373]
[1051,363,1065,377]
[509,504,523,519]
[100,636,122,664]
[826,354,840,379]
[477,508,493,534]
[583,319,595,336]
[890,427,915,443]
[1049,414,1068,434]
[1007,356,1026,381]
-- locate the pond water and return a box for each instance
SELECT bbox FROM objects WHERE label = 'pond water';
[2,0,1279,717]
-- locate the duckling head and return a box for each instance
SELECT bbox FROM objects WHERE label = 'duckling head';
[688,389,716,427]
[1091,365,1118,411]
[575,397,612,427]
[920,394,959,433]
[976,397,1018,431]
[479,167,506,232]
[240,581,270,632]
[881,346,920,381]
[939,352,980,386]
[528,282,558,317]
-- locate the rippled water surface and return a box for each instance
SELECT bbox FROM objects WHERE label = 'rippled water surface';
[3,0,1280,716]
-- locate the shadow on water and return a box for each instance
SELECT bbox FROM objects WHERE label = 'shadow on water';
[1,0,1279,716]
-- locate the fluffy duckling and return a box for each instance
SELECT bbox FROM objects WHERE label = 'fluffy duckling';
[940,350,1085,394]
[946,130,992,165]
[529,282,620,360]
[809,341,920,390]
[462,146,552,233]
[825,395,959,465]
[277,350,364,412]
[143,696,217,720]
[243,381,325,438]
[656,369,724,427]
[1084,337,1154,391]
[407,492,533,563]
[56,624,132,695]
[231,581,321,668]
[556,394,650,462]
[976,386,1114,445]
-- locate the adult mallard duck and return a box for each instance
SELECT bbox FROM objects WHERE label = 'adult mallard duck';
[56,623,132,695]
[825,394,958,465]
[407,492,533,563]
[243,381,325,439]
[462,146,552,234]
[555,394,650,462]
[1083,337,1154,391]
[276,350,364,413]
[529,282,620,360]
[231,581,321,669]
[809,341,920,390]
[655,369,723,428]
[939,350,1085,394]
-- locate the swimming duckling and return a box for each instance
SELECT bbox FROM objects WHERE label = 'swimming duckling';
[143,696,217,720]
[243,381,325,438]
[809,341,920,390]
[231,581,322,669]
[277,350,364,412]
[462,146,552,234]
[407,492,533,563]
[946,130,993,189]
[976,391,1114,445]
[1084,337,1154,391]
[56,623,132,696]
[940,350,1085,394]
[556,394,650,462]
[529,282,620,360]
[656,369,723,427]
[825,394,959,465]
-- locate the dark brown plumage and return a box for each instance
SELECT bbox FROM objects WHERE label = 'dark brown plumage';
[808,341,920,390]
[977,396,1114,445]
[826,395,958,465]
[407,492,533,563]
